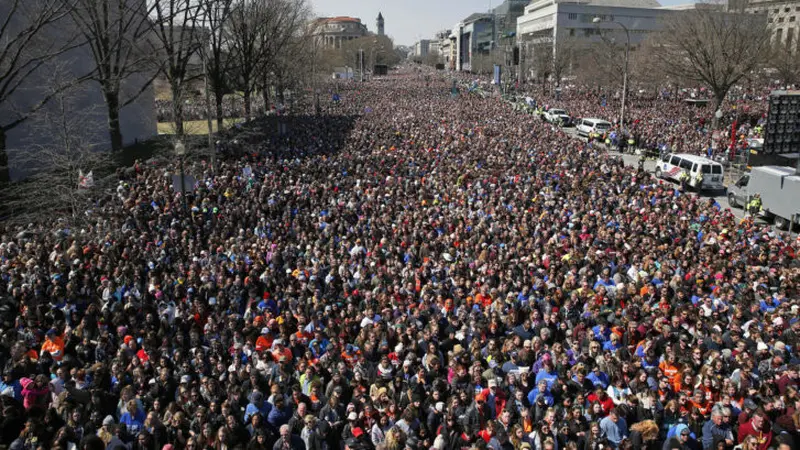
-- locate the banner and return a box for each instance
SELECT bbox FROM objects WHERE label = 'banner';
[493,65,501,86]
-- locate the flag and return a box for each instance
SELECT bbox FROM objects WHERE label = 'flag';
[78,170,94,188]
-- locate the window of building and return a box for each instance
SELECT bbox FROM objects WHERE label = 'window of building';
[568,13,577,20]
[790,16,796,22]
[774,8,779,13]
[776,28,783,43]
[769,17,774,22]
[609,15,614,21]
[788,28,795,48]
[569,28,576,36]
[580,14,592,22]
[778,17,785,22]
[785,7,790,12]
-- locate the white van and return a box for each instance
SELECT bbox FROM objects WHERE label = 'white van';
[655,153,724,191]
[576,118,612,137]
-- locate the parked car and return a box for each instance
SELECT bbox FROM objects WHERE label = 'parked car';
[575,118,612,137]
[544,108,571,126]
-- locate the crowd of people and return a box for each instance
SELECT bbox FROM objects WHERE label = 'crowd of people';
[0,67,798,450]
[516,83,775,158]
[155,97,269,123]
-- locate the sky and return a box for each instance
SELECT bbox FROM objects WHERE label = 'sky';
[310,0,693,47]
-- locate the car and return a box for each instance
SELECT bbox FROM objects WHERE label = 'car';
[544,109,571,126]
[575,118,612,137]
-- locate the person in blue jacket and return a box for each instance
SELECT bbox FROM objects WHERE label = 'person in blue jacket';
[527,379,554,406]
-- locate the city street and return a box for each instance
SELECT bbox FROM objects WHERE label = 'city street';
[558,126,753,220]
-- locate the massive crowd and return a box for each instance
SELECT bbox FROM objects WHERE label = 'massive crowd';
[0,67,798,450]
[515,83,774,158]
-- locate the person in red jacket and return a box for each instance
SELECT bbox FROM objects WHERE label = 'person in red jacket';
[587,386,615,416]
[738,410,773,450]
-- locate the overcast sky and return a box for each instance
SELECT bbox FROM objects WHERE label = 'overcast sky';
[310,0,693,47]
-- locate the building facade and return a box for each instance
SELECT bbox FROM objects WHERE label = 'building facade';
[413,39,431,58]
[517,0,668,47]
[732,0,800,52]
[460,13,495,71]
[312,17,369,49]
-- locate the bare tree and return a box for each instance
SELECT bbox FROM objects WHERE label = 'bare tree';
[552,37,579,87]
[651,6,770,120]
[529,43,553,94]
[255,0,311,111]
[148,0,204,136]
[2,71,113,224]
[69,0,158,151]
[226,0,271,120]
[770,43,800,86]
[197,0,234,130]
[0,0,84,166]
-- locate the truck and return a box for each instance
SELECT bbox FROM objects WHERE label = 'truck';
[727,165,800,229]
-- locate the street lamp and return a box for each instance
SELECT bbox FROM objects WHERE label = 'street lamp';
[174,141,188,212]
[359,48,364,82]
[593,17,630,130]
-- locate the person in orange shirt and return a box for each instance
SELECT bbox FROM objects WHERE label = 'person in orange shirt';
[294,324,312,346]
[255,327,274,353]
[40,329,65,362]
[270,339,292,363]
[690,389,712,416]
[659,354,680,386]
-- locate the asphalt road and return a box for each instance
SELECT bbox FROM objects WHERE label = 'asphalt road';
[558,126,760,222]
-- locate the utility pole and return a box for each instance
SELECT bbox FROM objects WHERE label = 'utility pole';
[201,43,215,169]
[359,48,364,82]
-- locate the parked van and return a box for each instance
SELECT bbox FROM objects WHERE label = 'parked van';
[576,118,612,137]
[654,153,724,191]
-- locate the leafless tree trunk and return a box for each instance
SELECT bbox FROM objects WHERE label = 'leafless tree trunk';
[257,0,311,105]
[0,0,85,176]
[197,0,233,130]
[227,0,309,121]
[552,37,578,88]
[651,6,770,125]
[148,0,204,137]
[227,0,266,121]
[69,0,158,151]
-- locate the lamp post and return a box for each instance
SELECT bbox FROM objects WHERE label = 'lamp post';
[174,141,188,212]
[200,40,215,169]
[593,17,630,130]
[359,48,364,82]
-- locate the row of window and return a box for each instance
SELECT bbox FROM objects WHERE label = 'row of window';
[769,16,797,22]
[564,27,649,37]
[755,6,800,13]
[566,13,615,21]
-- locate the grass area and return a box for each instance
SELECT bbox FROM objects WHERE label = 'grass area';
[157,118,245,135]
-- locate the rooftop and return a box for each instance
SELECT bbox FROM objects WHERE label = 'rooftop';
[463,12,494,24]
[315,16,363,24]
[584,0,662,8]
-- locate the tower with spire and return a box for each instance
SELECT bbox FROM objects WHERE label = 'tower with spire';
[376,12,384,36]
